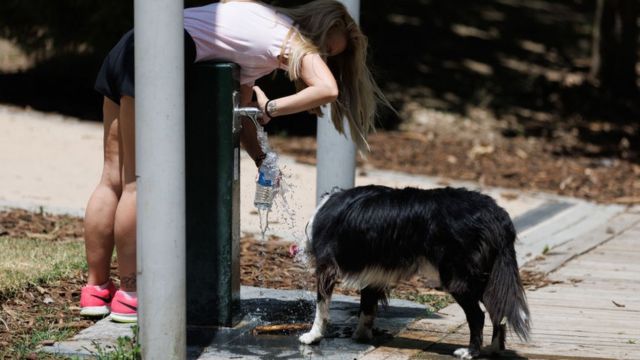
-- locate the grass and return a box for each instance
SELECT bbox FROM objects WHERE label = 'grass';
[0,236,86,298]
[2,270,87,359]
[0,234,88,359]
[392,291,454,316]
[12,326,76,359]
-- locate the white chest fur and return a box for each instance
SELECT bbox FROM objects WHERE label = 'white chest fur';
[341,259,441,290]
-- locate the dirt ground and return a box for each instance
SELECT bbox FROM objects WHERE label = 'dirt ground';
[270,106,639,205]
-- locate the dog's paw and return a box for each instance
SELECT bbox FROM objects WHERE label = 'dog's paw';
[482,340,502,355]
[453,347,477,360]
[351,327,373,342]
[299,330,323,345]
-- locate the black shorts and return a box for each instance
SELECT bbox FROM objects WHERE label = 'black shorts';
[95,29,197,105]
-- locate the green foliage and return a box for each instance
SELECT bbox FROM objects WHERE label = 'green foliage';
[10,327,75,359]
[0,0,131,57]
[412,293,454,315]
[391,291,454,316]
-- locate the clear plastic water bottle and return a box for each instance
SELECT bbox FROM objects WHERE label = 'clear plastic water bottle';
[254,169,274,210]
[254,153,279,210]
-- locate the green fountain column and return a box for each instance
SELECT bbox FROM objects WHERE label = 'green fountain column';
[185,62,241,332]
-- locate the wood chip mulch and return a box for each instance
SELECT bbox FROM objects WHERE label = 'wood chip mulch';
[0,208,83,241]
[269,130,640,205]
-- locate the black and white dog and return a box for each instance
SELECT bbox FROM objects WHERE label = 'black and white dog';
[298,185,530,359]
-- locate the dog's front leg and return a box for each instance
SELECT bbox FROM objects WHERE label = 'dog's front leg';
[300,266,336,344]
[299,296,331,344]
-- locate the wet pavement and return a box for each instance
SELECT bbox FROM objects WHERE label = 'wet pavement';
[43,286,426,359]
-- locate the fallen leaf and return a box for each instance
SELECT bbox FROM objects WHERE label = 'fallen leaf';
[467,144,494,159]
[501,192,519,200]
[516,149,528,159]
[613,196,640,204]
[612,300,626,308]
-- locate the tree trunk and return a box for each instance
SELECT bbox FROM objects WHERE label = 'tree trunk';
[590,0,639,98]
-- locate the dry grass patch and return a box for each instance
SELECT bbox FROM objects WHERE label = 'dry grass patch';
[0,236,86,298]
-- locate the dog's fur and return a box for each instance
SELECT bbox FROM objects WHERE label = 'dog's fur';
[298,185,530,359]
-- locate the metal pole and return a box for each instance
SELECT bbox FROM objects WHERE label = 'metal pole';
[135,0,186,358]
[316,0,360,202]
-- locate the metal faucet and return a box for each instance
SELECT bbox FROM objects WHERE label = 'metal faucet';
[235,107,263,130]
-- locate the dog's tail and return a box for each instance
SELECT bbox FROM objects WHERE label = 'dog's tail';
[483,249,531,341]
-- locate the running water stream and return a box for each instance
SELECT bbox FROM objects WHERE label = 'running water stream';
[254,124,279,241]
[252,121,313,305]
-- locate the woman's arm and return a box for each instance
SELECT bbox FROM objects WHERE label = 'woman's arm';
[253,53,338,122]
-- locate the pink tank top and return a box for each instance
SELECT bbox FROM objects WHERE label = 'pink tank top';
[184,2,293,86]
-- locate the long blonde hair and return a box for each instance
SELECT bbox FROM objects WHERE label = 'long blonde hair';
[272,0,390,151]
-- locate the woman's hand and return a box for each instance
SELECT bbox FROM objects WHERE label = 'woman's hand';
[252,86,271,124]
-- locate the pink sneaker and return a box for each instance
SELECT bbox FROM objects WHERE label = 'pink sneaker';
[110,290,138,323]
[80,281,116,317]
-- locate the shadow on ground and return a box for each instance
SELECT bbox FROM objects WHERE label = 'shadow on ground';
[381,336,528,360]
[360,0,639,159]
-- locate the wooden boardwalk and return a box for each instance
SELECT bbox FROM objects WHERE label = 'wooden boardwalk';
[363,209,640,360]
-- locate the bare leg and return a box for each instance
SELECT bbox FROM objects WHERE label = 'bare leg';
[84,97,122,285]
[114,96,137,292]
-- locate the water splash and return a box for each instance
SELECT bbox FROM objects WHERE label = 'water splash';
[252,120,314,303]
[254,123,277,241]
[273,174,310,266]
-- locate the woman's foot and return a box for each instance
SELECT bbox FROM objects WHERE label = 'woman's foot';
[109,290,138,323]
[80,281,117,317]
